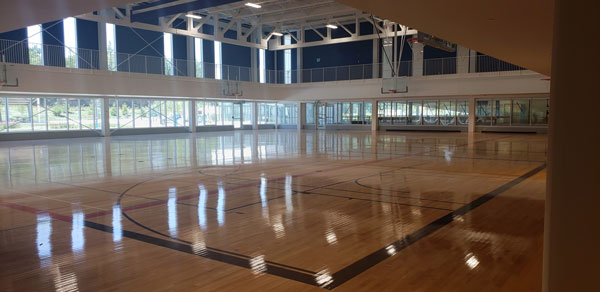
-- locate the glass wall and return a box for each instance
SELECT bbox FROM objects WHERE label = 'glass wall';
[476,97,548,126]
[378,99,468,126]
[196,100,242,127]
[258,103,276,124]
[0,97,103,133]
[277,103,298,125]
[109,98,189,129]
[320,101,372,125]
[243,102,253,125]
[304,103,316,125]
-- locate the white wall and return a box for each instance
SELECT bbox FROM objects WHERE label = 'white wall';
[0,64,550,101]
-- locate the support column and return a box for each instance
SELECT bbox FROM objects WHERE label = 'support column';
[457,45,470,74]
[189,99,196,133]
[297,102,303,131]
[469,49,478,73]
[186,37,195,77]
[467,97,476,133]
[411,42,424,77]
[297,47,303,83]
[97,12,108,71]
[543,0,600,291]
[102,98,110,137]
[252,102,258,130]
[371,101,379,132]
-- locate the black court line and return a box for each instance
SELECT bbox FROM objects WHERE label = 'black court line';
[322,163,546,289]
[82,220,321,287]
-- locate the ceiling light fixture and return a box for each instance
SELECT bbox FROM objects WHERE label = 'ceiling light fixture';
[326,24,338,29]
[185,14,202,19]
[245,2,262,8]
[272,32,283,37]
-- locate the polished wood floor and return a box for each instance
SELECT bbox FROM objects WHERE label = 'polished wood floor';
[0,130,547,291]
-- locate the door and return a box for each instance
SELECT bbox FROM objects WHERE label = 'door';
[233,103,242,129]
[317,103,326,129]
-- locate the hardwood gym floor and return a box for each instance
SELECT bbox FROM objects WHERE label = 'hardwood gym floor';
[0,130,547,291]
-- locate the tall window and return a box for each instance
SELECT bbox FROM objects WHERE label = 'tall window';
[63,17,78,68]
[214,41,222,80]
[259,49,266,83]
[283,35,291,84]
[27,24,44,65]
[164,33,173,75]
[194,38,203,78]
[106,23,117,71]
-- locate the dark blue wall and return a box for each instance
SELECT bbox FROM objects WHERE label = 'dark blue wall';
[424,45,456,59]
[116,26,164,73]
[76,19,99,69]
[0,28,28,63]
[172,34,187,76]
[303,40,372,69]
[42,20,65,67]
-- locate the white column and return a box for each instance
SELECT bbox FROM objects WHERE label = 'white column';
[252,102,258,130]
[544,1,600,290]
[189,99,196,133]
[457,45,470,74]
[186,37,195,77]
[371,101,378,132]
[468,97,476,133]
[98,11,108,71]
[412,42,424,77]
[102,98,110,136]
[372,39,380,78]
[297,102,303,131]
[469,49,478,73]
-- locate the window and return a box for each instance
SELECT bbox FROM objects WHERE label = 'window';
[277,103,297,125]
[423,100,438,125]
[283,35,292,84]
[259,49,266,83]
[306,103,315,124]
[258,103,276,124]
[192,38,203,78]
[512,99,530,125]
[243,102,253,125]
[27,24,44,65]
[364,102,372,124]
[107,98,189,129]
[476,100,491,125]
[63,17,78,68]
[106,23,117,71]
[530,99,549,125]
[457,100,469,125]
[0,97,103,133]
[439,100,456,126]
[493,99,511,126]
[407,100,422,125]
[214,41,222,80]
[164,33,174,76]
[222,102,233,126]
[196,101,205,126]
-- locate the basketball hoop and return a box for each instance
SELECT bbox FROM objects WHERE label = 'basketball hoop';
[407,37,419,44]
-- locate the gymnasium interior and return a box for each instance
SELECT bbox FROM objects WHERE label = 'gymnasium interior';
[0,0,597,291]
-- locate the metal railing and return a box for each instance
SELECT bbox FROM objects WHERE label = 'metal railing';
[0,38,527,84]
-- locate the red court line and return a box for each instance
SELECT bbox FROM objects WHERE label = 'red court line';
[84,134,513,219]
[0,201,72,222]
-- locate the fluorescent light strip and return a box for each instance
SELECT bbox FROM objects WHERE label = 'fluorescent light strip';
[245,2,261,8]
[272,32,283,37]
[186,14,202,19]
[326,24,338,29]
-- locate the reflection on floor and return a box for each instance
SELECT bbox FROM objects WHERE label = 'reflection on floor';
[0,130,547,291]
